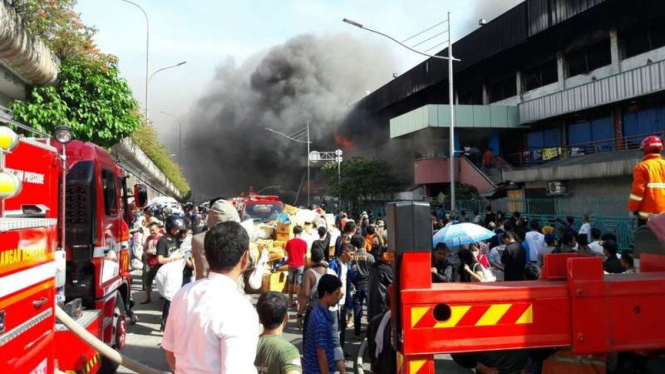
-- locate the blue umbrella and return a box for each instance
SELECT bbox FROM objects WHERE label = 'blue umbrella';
[433,222,495,247]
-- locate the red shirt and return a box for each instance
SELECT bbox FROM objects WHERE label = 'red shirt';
[145,235,162,267]
[285,238,307,268]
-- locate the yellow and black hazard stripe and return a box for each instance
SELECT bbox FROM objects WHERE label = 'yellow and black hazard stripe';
[411,303,533,329]
[85,353,100,374]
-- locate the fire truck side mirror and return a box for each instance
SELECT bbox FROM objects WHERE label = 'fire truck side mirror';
[134,184,148,208]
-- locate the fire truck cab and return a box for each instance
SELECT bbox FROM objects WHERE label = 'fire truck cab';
[0,122,144,374]
[232,188,284,222]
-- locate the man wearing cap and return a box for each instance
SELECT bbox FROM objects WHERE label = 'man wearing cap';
[627,135,665,226]
[192,199,241,280]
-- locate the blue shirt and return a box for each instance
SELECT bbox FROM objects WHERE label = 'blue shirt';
[304,303,335,374]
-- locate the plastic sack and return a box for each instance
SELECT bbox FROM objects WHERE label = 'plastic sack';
[155,257,186,301]
[130,258,144,271]
[480,264,496,282]
[277,213,292,224]
[247,249,269,290]
[257,230,272,240]
[132,232,144,260]
[295,209,316,226]
[240,219,256,237]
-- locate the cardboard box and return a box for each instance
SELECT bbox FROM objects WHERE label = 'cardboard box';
[259,225,275,238]
[273,240,286,249]
[261,271,288,293]
[283,204,299,215]
[269,248,285,262]
[276,232,292,242]
[256,239,274,251]
[276,222,295,235]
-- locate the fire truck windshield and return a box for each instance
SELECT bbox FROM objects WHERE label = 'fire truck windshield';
[243,202,283,221]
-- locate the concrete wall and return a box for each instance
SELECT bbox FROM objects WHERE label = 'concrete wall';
[621,45,665,72]
[0,1,59,85]
[564,65,614,89]
[562,176,631,216]
[414,157,495,195]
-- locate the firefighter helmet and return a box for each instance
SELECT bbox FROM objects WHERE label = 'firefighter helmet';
[640,135,663,154]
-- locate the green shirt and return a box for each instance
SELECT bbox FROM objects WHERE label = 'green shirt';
[255,335,302,374]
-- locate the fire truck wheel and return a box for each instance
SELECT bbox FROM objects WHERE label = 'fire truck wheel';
[354,336,369,374]
[99,291,127,374]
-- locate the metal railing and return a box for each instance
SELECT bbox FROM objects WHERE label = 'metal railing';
[455,198,635,249]
[502,130,664,168]
[348,197,636,248]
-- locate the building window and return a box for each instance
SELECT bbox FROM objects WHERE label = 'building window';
[622,23,665,59]
[458,87,483,105]
[489,75,516,103]
[101,169,117,216]
[566,38,612,77]
[522,59,558,92]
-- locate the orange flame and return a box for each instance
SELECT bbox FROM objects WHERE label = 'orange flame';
[335,134,353,148]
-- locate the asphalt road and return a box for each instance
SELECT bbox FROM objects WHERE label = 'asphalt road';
[116,271,468,374]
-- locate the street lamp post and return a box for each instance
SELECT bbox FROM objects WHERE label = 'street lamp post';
[343,14,461,211]
[265,125,312,207]
[308,150,343,208]
[118,0,149,119]
[159,111,183,165]
[307,122,310,208]
[149,62,186,122]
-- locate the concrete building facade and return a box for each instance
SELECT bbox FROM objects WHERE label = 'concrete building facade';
[344,0,665,213]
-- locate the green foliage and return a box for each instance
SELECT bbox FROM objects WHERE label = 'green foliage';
[10,57,141,148]
[11,0,191,197]
[320,157,407,203]
[131,123,191,196]
[12,0,108,60]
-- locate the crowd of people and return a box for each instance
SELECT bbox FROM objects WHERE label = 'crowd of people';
[430,206,640,374]
[128,197,642,374]
[431,207,636,287]
[129,199,393,374]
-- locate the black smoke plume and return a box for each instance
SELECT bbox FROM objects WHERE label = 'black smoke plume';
[182,34,395,201]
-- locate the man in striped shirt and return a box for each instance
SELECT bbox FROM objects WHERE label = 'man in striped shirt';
[303,274,343,374]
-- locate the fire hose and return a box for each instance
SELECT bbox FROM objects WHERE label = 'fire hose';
[55,306,170,374]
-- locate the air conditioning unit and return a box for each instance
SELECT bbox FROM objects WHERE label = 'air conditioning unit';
[546,181,569,196]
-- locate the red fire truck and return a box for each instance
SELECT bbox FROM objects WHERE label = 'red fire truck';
[0,121,147,374]
[386,202,665,374]
[232,188,284,222]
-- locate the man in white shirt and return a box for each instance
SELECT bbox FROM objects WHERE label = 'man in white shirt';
[524,221,546,264]
[163,221,259,374]
[578,214,592,243]
[588,227,604,256]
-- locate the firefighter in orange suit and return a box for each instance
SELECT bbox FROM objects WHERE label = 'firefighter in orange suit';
[627,135,665,226]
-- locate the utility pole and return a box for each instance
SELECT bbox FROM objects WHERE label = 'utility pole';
[448,12,456,212]
[307,121,311,208]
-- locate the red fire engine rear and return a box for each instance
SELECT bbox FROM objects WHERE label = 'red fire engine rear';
[387,202,665,374]
[0,121,138,374]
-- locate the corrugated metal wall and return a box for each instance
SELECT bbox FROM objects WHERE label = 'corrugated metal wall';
[528,0,608,36]
[520,58,665,123]
[359,0,611,115]
[361,3,528,113]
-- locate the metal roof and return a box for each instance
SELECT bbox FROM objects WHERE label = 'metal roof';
[355,0,611,115]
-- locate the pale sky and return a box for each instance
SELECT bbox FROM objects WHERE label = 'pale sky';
[76,0,522,146]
